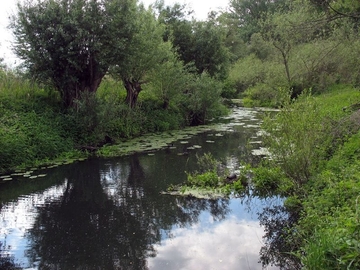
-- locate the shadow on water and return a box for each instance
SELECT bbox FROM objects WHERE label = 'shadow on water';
[258,205,302,270]
[0,107,299,269]
[17,159,232,269]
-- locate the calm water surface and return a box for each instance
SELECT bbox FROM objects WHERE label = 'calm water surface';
[0,107,280,269]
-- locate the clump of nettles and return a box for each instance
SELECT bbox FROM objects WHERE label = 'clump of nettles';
[184,153,248,195]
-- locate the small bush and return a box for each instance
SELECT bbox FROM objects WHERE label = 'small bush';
[184,73,227,125]
[187,170,219,188]
[186,153,222,188]
[244,84,281,107]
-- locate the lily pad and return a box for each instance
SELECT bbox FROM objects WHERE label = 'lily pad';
[11,172,25,176]
[47,165,59,169]
[160,187,228,199]
[3,177,13,181]
[251,147,270,156]
[206,140,215,143]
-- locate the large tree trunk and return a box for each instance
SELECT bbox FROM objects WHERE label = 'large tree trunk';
[60,56,106,108]
[124,79,142,108]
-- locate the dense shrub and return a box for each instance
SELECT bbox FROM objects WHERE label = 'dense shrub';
[183,73,228,125]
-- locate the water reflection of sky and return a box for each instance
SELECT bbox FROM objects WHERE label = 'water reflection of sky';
[149,201,279,270]
[1,181,280,270]
[0,107,280,269]
[0,181,68,269]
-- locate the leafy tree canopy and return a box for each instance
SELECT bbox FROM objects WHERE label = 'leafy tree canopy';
[10,0,138,107]
[155,2,230,79]
[226,0,289,42]
[110,4,167,108]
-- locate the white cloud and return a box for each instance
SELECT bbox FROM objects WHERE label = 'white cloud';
[0,0,18,65]
[148,216,278,270]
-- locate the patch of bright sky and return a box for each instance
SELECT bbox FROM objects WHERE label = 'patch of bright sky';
[0,0,228,67]
[148,217,279,270]
[0,181,69,269]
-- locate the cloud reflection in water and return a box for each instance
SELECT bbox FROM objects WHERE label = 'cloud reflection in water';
[148,216,278,270]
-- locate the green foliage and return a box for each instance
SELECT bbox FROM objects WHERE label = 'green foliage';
[157,4,230,79]
[228,54,265,94]
[243,83,280,107]
[195,153,219,174]
[261,90,330,185]
[187,171,219,188]
[183,153,249,195]
[147,43,189,109]
[0,72,73,172]
[227,0,289,42]
[10,0,138,107]
[228,54,286,103]
[247,85,360,269]
[190,21,230,79]
[111,5,167,108]
[0,66,224,173]
[250,164,294,197]
[185,153,220,188]
[299,161,360,269]
[184,73,228,125]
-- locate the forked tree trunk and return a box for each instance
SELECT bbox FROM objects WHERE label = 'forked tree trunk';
[124,79,142,108]
[60,60,105,108]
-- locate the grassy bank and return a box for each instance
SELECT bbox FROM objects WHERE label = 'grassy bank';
[248,85,360,269]
[0,69,227,174]
[179,84,360,269]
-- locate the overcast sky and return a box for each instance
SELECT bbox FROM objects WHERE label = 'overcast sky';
[0,0,227,67]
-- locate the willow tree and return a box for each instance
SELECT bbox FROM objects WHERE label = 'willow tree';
[111,5,166,108]
[10,0,138,108]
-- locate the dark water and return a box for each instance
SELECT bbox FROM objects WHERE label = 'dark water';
[0,107,281,270]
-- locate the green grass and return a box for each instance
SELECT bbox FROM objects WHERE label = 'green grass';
[315,84,360,119]
[224,84,360,269]
[0,69,228,174]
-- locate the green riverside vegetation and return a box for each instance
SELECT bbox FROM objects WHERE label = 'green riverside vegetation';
[185,86,360,269]
[1,0,360,269]
[0,69,226,173]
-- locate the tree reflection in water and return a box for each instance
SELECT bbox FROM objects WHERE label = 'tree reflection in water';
[257,205,302,270]
[25,156,231,269]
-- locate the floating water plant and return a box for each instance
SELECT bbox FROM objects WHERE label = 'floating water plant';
[251,147,270,156]
[11,172,25,176]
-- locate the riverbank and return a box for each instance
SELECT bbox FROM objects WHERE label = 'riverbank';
[173,84,360,268]
[0,69,228,175]
[234,85,360,268]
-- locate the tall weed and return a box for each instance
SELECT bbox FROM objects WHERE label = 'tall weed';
[261,90,329,186]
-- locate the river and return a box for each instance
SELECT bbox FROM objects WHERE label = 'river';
[0,107,281,270]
